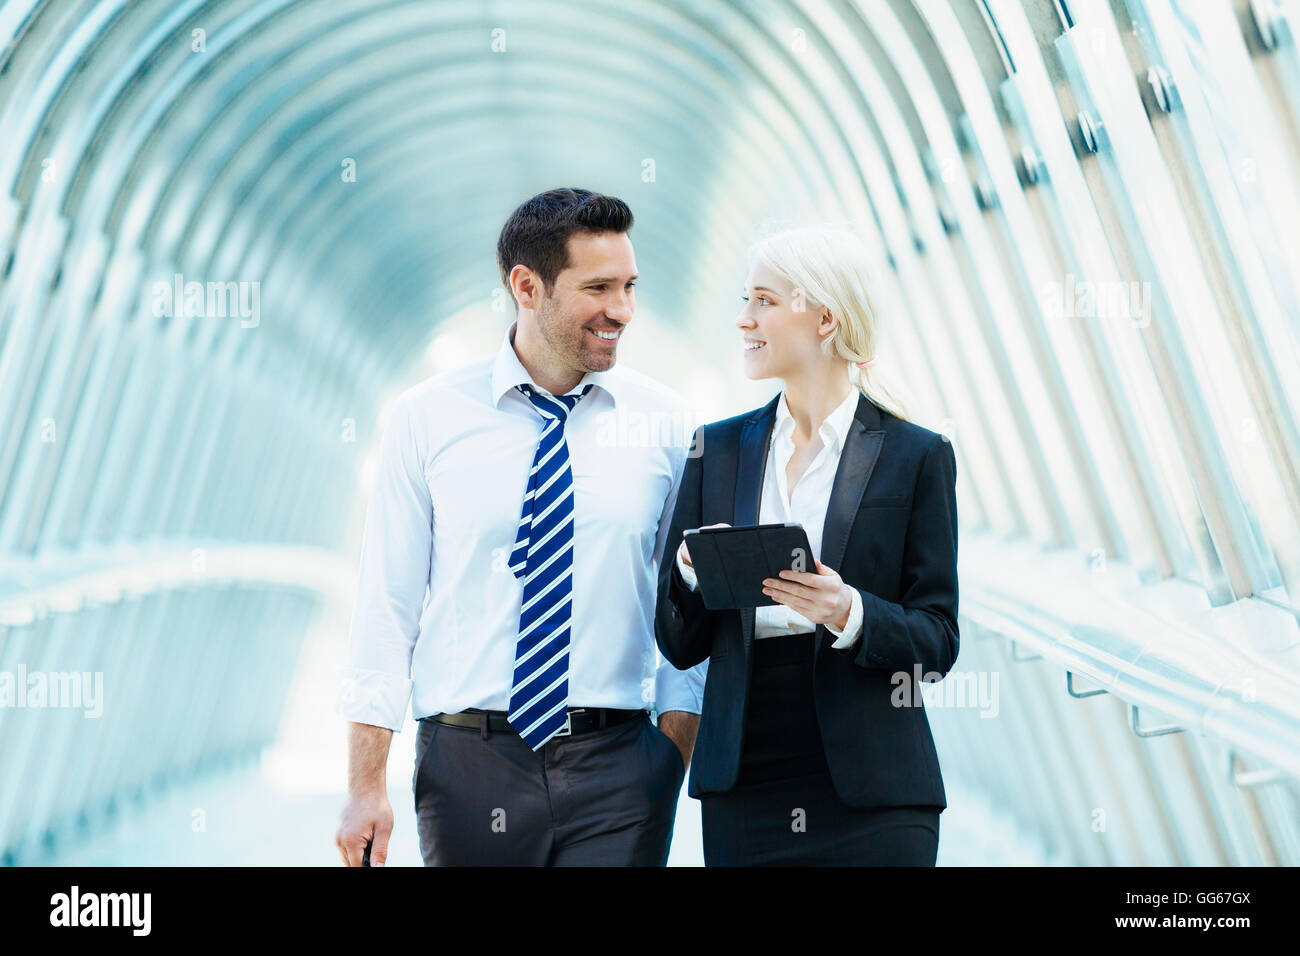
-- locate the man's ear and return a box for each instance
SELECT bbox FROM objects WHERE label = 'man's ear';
[509,264,541,311]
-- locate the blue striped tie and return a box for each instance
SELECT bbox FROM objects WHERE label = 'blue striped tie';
[507,382,593,750]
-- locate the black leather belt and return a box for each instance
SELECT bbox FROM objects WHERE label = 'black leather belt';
[424,707,644,738]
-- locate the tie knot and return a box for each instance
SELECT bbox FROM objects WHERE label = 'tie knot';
[517,383,594,422]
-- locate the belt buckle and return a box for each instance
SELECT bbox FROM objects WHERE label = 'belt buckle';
[555,708,583,737]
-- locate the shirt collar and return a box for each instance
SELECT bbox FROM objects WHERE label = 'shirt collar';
[773,386,860,452]
[490,321,617,407]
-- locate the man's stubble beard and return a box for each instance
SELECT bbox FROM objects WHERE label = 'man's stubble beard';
[536,293,617,373]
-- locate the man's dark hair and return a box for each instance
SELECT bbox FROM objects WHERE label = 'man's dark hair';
[497,187,634,298]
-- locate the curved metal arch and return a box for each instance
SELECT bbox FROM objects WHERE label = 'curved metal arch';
[211,84,801,319]
[804,0,1031,535]
[913,0,1133,561]
[25,0,889,395]
[211,93,816,374]
[0,0,826,395]
[862,0,1069,545]
[246,131,748,372]
[165,64,788,268]
[132,9,824,248]
[73,0,860,247]
[742,2,993,485]
[0,0,154,191]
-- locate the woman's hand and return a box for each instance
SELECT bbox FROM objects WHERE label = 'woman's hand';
[677,522,731,569]
[762,559,853,630]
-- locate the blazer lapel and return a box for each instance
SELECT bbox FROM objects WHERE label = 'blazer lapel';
[734,394,781,655]
[814,395,886,665]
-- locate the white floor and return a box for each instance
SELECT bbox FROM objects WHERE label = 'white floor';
[37,617,1057,866]
[38,737,1056,866]
[38,754,1057,866]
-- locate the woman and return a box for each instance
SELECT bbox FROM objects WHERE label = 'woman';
[655,226,959,866]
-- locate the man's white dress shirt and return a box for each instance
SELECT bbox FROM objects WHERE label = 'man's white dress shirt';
[677,386,865,646]
[339,322,706,731]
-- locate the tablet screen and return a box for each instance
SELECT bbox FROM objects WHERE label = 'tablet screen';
[682,523,814,610]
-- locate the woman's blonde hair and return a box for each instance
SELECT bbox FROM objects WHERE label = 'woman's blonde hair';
[747,226,912,423]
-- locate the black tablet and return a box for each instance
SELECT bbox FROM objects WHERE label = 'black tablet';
[682,523,816,610]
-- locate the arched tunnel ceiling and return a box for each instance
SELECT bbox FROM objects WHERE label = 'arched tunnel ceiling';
[0,0,1001,382]
[4,0,1300,584]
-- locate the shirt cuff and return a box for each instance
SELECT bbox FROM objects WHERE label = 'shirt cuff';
[826,587,863,649]
[654,657,705,715]
[677,550,699,592]
[336,667,413,732]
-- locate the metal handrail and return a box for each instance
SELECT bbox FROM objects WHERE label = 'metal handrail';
[1228,749,1285,789]
[1066,670,1107,698]
[1129,704,1184,738]
[0,540,354,626]
[958,533,1300,781]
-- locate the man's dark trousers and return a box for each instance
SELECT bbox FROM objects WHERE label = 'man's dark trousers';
[414,711,687,865]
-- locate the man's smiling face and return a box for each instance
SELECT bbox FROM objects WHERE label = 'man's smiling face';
[534,230,637,374]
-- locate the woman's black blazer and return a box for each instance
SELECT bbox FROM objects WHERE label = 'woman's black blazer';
[655,391,959,809]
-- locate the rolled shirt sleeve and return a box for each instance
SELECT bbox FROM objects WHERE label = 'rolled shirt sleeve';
[337,396,432,731]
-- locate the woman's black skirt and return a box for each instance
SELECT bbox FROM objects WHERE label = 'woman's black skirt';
[699,632,941,866]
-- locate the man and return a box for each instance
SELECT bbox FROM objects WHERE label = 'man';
[335,187,705,866]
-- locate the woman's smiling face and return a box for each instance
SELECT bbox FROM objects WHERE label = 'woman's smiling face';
[736,258,830,380]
